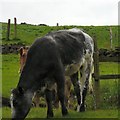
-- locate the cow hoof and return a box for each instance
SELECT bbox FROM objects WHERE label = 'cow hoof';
[79,105,85,112]
[62,109,68,116]
[47,112,54,118]
[74,106,77,111]
[47,115,54,119]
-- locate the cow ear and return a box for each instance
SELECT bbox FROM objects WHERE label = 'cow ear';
[19,47,23,56]
[18,87,24,94]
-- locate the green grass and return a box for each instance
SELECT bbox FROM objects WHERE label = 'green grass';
[99,62,119,109]
[99,62,119,75]
[0,54,2,95]
[1,23,119,49]
[0,108,1,119]
[1,107,118,118]
[2,54,19,97]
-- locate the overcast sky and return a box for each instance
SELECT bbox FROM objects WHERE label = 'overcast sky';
[0,0,119,26]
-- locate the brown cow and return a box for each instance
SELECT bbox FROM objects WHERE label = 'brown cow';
[19,46,72,108]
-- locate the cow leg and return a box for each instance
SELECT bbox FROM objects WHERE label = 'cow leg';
[70,72,81,112]
[53,92,59,108]
[45,89,54,118]
[57,78,68,116]
[54,68,68,116]
[32,91,40,107]
[52,85,60,109]
[64,77,72,108]
[80,66,90,111]
[80,58,93,112]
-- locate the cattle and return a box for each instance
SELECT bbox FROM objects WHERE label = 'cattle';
[10,28,94,119]
[19,47,72,108]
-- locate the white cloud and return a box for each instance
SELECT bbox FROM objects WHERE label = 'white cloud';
[0,0,119,25]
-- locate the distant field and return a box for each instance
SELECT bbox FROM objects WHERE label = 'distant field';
[1,23,119,49]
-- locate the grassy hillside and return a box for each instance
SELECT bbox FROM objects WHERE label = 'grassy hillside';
[1,23,119,49]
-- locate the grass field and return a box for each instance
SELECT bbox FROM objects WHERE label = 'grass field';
[2,54,19,97]
[1,107,118,118]
[1,23,119,49]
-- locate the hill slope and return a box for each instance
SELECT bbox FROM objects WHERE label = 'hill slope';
[1,23,119,49]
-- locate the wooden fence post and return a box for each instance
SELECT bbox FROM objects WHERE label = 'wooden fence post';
[110,27,113,49]
[57,23,59,26]
[14,17,17,39]
[6,19,10,40]
[93,36,100,109]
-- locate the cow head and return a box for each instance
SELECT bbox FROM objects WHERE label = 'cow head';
[10,87,32,119]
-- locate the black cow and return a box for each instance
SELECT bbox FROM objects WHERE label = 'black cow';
[10,28,94,119]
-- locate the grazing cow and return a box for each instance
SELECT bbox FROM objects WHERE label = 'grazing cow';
[10,28,94,119]
[19,47,72,108]
[19,46,41,107]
